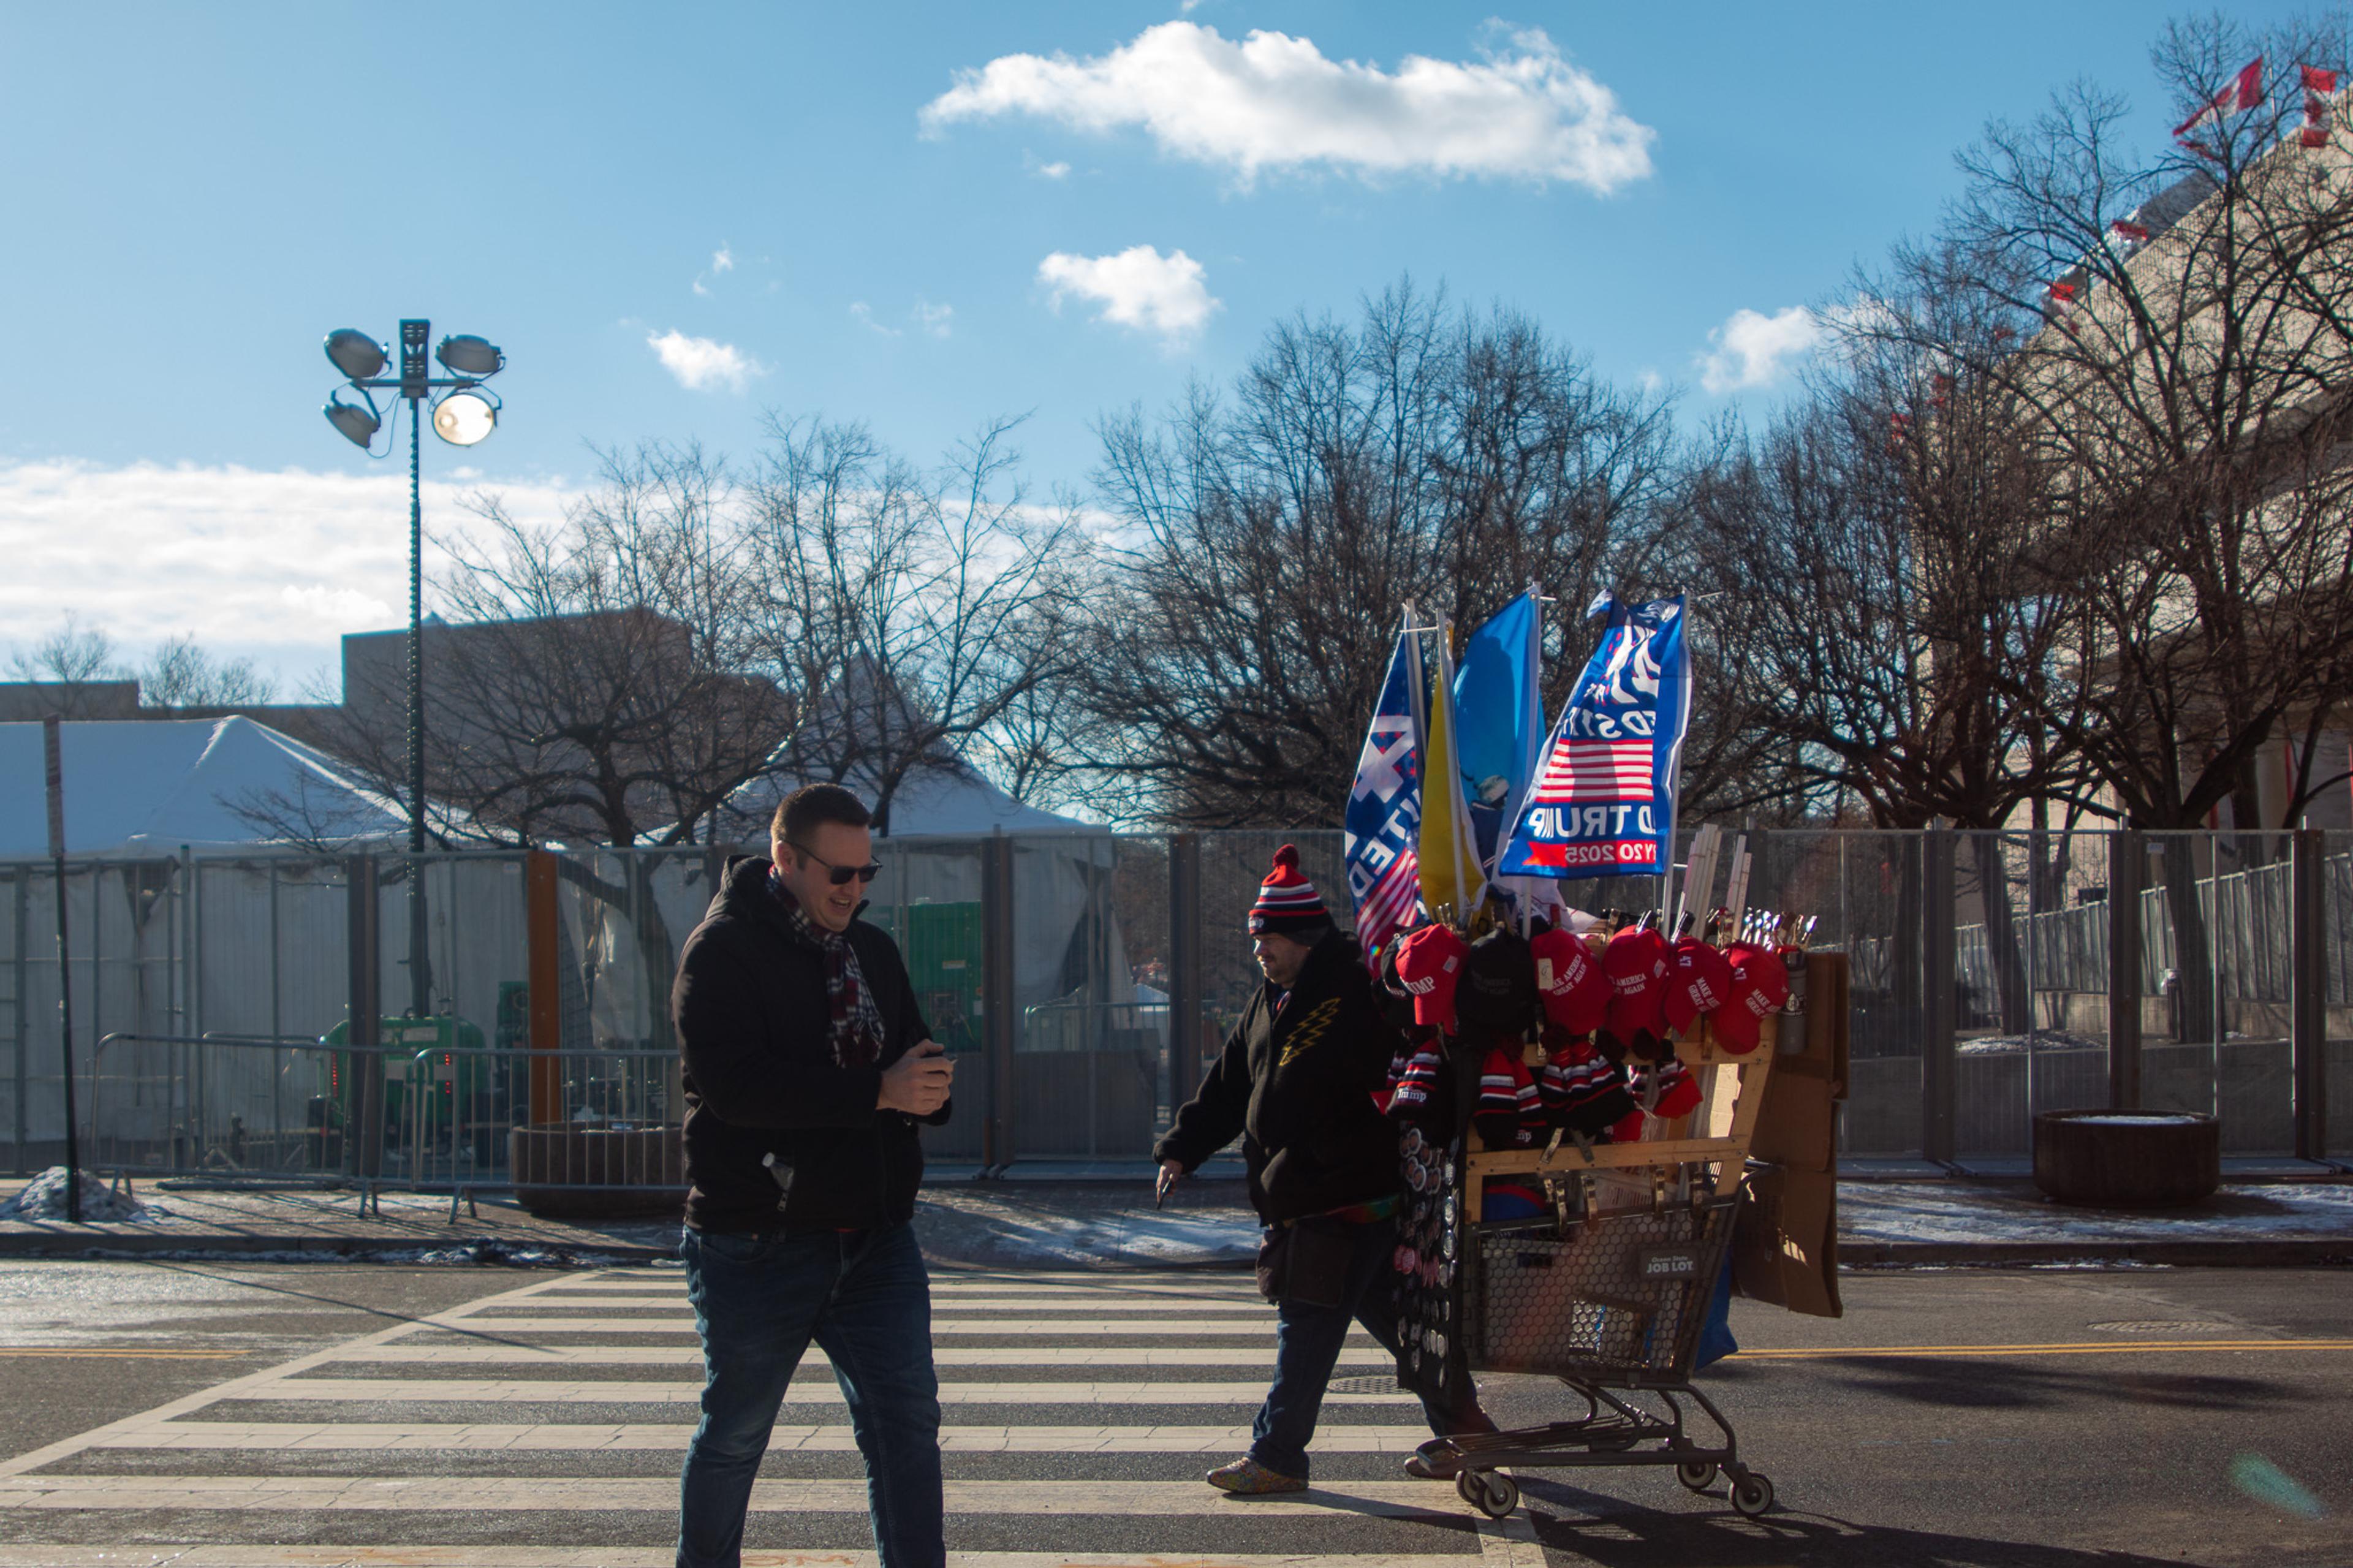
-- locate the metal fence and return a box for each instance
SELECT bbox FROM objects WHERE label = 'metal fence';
[1,827,2344,1194]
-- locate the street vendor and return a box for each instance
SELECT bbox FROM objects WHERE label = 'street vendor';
[1153,845,1493,1494]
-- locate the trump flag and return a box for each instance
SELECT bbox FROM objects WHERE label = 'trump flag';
[1344,616,1427,960]
[1499,593,1691,880]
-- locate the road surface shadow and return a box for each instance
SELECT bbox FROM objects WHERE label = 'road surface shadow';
[1711,1356,2295,1412]
[1516,1478,2227,1566]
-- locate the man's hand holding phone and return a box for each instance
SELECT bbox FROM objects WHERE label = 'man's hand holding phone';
[879,1040,954,1116]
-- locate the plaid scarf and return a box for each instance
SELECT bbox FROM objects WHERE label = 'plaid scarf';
[770,868,887,1070]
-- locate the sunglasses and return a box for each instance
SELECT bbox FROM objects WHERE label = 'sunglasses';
[789,843,884,886]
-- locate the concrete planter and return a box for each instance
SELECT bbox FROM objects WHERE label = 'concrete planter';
[509,1124,686,1219]
[2033,1110,2219,1207]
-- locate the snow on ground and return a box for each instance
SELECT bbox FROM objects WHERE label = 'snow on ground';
[915,1187,1259,1268]
[0,1167,173,1224]
[1841,1180,2353,1244]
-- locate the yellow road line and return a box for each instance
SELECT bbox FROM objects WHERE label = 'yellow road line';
[0,1348,246,1359]
[1732,1338,2353,1360]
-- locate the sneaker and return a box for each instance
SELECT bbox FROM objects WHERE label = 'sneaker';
[1206,1456,1307,1494]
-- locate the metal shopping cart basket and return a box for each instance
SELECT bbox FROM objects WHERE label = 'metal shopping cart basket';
[1414,1018,1782,1522]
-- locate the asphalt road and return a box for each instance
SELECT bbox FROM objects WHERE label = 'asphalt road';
[0,1257,2340,1566]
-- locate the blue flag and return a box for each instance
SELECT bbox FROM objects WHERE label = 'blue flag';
[1499,593,1691,880]
[1450,592,1544,873]
[1344,619,1426,960]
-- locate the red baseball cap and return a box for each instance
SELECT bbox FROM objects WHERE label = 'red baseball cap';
[1662,936,1735,1037]
[1602,925,1670,1041]
[1713,940,1792,1053]
[1395,924,1469,1029]
[1530,926,1610,1035]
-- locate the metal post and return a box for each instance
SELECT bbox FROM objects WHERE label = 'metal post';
[401,319,432,1020]
[1922,828,1958,1165]
[2292,828,2329,1162]
[980,833,1017,1169]
[41,718,79,1219]
[347,855,384,1181]
[2107,830,2144,1110]
[1166,833,1202,1127]
[12,871,27,1174]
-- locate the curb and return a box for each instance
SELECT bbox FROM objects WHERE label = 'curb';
[1840,1238,2353,1268]
[0,1229,2345,1269]
[0,1232,677,1264]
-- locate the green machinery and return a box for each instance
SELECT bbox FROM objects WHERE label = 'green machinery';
[870,901,985,1055]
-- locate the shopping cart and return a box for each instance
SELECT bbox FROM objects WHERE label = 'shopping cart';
[1415,1018,1782,1521]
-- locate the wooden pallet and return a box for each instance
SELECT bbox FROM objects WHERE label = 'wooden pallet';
[1461,1013,1779,1221]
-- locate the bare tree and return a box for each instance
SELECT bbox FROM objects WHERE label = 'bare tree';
[738,413,1090,834]
[138,634,278,713]
[1075,279,1689,827]
[6,613,130,716]
[1903,14,2353,1036]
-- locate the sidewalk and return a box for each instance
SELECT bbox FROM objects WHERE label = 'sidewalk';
[0,1164,2346,1268]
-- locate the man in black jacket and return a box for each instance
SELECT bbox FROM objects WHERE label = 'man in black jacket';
[1153,846,1490,1494]
[672,783,953,1568]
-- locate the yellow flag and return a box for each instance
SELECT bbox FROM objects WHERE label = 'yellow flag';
[1417,618,1489,925]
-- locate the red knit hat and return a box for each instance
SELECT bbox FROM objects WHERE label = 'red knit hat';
[1248,844,1332,938]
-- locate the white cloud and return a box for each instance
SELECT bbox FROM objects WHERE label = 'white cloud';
[1697,306,1826,395]
[921,22,1654,191]
[281,583,394,626]
[711,245,735,274]
[0,460,574,689]
[850,301,902,338]
[1037,246,1219,343]
[646,328,765,392]
[914,300,955,339]
[1036,159,1071,179]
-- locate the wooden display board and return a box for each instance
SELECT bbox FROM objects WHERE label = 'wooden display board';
[1461,1013,1779,1221]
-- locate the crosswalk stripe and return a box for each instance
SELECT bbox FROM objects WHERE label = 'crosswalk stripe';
[435,1318,1289,1335]
[0,1550,1481,1566]
[0,1265,1517,1563]
[93,1422,1436,1453]
[0,1475,1477,1518]
[504,1297,1267,1313]
[319,1344,1392,1366]
[232,1378,1415,1406]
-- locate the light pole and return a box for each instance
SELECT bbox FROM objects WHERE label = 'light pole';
[321,321,505,1017]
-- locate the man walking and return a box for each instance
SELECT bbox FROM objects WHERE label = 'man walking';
[672,783,955,1568]
[1154,846,1492,1494]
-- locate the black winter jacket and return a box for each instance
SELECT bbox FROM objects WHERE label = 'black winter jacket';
[1153,931,1404,1223]
[673,855,950,1233]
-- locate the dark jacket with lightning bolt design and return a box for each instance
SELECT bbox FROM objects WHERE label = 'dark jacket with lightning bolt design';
[1154,930,1403,1223]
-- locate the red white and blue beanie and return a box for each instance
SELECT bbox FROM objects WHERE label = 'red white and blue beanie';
[1249,844,1332,938]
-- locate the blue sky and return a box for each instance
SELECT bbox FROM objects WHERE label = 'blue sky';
[0,1,2313,689]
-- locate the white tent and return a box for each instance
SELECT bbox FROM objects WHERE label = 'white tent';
[0,716,407,858]
[714,757,1097,843]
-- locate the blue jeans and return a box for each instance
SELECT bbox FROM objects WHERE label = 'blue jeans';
[676,1222,943,1568]
[1249,1212,1494,1480]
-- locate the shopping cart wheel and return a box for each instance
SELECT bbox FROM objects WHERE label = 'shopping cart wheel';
[1730,1472,1775,1518]
[1467,1471,1519,1520]
[1676,1460,1718,1491]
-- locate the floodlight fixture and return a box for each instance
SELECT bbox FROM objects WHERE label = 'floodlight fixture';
[431,388,498,446]
[325,328,388,382]
[325,392,382,449]
[435,334,504,377]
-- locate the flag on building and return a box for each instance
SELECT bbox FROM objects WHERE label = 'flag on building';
[1344,615,1427,961]
[1499,593,1692,882]
[2303,64,2338,147]
[2174,56,2264,143]
[1449,590,1545,873]
[1417,618,1489,923]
